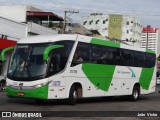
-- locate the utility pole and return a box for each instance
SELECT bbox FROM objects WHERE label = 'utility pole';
[63,10,79,33]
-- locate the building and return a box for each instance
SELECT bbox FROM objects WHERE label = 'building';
[0,6,63,38]
[66,23,93,36]
[82,13,142,47]
[141,25,159,56]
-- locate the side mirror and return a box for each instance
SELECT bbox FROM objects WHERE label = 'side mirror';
[43,45,64,61]
[0,46,15,62]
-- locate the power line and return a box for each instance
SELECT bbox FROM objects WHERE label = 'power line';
[63,10,79,33]
[1,1,160,17]
[48,0,75,10]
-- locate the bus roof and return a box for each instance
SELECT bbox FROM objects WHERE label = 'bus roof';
[17,34,155,54]
[18,34,78,44]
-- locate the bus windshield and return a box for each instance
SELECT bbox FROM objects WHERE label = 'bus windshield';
[7,41,74,81]
[7,44,49,80]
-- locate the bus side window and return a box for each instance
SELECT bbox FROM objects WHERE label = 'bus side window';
[134,52,145,67]
[71,42,91,66]
[92,45,104,64]
[107,47,120,65]
[48,41,74,75]
[121,49,134,66]
[145,53,156,68]
[48,51,62,76]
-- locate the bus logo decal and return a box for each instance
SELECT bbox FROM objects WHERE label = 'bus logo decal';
[128,67,136,77]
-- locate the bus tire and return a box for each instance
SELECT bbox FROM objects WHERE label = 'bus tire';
[68,85,77,105]
[130,86,140,101]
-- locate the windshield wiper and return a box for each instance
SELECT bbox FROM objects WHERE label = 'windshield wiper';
[11,61,21,78]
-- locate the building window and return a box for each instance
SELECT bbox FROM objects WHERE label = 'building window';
[103,20,106,24]
[83,21,87,25]
[127,30,129,34]
[95,20,99,24]
[89,20,93,25]
[126,21,129,25]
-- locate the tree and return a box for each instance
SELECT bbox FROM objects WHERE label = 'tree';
[48,21,54,28]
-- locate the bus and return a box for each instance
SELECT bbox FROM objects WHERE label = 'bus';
[4,34,156,105]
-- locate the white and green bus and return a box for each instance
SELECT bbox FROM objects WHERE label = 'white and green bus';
[5,34,156,104]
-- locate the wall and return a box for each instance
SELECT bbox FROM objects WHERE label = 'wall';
[0,17,28,40]
[122,16,142,47]
[82,15,109,37]
[0,6,27,22]
[108,14,122,40]
[28,22,58,35]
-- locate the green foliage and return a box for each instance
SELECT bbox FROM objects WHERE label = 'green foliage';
[48,21,63,28]
[48,21,54,28]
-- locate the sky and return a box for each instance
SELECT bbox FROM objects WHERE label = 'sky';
[0,0,160,28]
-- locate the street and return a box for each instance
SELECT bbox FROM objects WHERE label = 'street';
[0,86,160,120]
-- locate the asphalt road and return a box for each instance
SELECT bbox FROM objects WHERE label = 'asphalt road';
[0,86,160,120]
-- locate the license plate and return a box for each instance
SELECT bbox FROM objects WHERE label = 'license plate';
[17,92,24,96]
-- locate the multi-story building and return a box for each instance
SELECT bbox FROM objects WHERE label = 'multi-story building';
[82,13,142,47]
[141,25,159,56]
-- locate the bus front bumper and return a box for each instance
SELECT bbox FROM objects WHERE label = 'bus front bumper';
[6,85,48,99]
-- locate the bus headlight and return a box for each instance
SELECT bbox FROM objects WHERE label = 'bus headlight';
[34,84,43,88]
[6,82,11,86]
[33,82,49,89]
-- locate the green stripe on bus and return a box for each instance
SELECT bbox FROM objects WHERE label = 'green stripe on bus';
[6,85,48,99]
[139,67,154,90]
[91,38,120,48]
[82,63,116,91]
[146,49,155,54]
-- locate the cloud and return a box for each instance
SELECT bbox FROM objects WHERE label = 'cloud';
[0,0,160,27]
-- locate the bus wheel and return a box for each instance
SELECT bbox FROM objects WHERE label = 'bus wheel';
[68,85,78,105]
[35,99,45,104]
[130,86,140,101]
